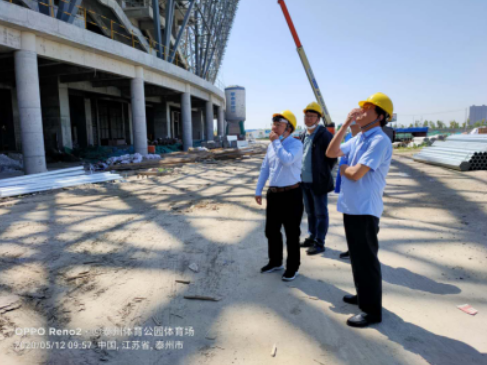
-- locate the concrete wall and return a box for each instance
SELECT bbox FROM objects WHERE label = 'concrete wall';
[153,102,168,139]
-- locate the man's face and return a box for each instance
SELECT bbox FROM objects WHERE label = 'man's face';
[272,119,289,136]
[356,103,381,127]
[304,112,320,128]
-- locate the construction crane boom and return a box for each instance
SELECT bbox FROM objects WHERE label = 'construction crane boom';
[277,0,335,132]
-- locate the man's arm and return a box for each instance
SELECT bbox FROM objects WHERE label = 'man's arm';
[340,136,389,182]
[340,164,370,181]
[255,150,270,203]
[322,130,338,169]
[271,139,303,166]
[326,108,361,158]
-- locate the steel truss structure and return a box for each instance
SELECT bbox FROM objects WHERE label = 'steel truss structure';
[9,0,240,85]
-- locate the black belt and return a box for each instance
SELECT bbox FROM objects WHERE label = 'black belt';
[269,183,300,193]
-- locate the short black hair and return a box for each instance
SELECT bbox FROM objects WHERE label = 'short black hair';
[286,122,295,134]
[375,106,389,127]
[305,110,321,118]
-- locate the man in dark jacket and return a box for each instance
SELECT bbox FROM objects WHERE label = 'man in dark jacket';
[300,102,337,255]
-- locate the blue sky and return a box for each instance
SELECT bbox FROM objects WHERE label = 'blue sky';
[220,0,487,129]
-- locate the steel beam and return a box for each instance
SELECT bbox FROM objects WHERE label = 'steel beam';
[164,0,175,60]
[152,0,164,58]
[169,0,196,63]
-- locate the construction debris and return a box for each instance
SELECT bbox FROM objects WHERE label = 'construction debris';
[205,330,218,340]
[175,280,191,284]
[136,168,174,178]
[0,166,123,198]
[0,154,23,172]
[183,295,221,302]
[271,344,277,357]
[0,294,21,314]
[109,147,266,171]
[457,304,478,315]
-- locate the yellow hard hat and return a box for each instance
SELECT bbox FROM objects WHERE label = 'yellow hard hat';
[273,110,297,130]
[358,92,393,120]
[303,101,323,117]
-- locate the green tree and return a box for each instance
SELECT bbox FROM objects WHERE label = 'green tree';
[473,121,484,127]
[449,120,459,129]
[436,120,445,129]
[409,123,414,128]
[423,120,429,128]
[429,121,436,129]
[414,120,420,127]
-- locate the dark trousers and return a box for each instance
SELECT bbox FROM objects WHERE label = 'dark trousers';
[265,187,304,272]
[343,214,382,319]
[302,183,329,246]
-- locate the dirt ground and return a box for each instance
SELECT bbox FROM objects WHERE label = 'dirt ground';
[0,153,486,365]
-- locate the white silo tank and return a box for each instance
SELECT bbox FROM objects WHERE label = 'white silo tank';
[225,86,246,122]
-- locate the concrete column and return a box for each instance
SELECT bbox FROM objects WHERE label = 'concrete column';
[127,103,133,145]
[131,66,147,155]
[59,83,72,149]
[11,88,22,152]
[154,102,168,139]
[205,100,214,141]
[181,86,192,151]
[14,32,47,175]
[217,105,225,137]
[84,99,94,146]
[166,104,171,138]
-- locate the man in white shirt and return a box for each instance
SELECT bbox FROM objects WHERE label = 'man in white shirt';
[255,110,304,281]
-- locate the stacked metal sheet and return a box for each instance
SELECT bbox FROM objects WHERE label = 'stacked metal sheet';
[413,135,487,171]
[0,166,123,198]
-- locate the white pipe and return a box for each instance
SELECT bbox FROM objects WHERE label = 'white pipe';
[0,174,121,197]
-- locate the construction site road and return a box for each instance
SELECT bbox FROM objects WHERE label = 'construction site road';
[0,153,486,365]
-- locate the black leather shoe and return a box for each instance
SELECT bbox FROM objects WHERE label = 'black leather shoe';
[300,237,315,248]
[306,245,325,255]
[260,263,284,273]
[339,251,350,259]
[282,269,299,282]
[347,313,381,328]
[343,294,358,305]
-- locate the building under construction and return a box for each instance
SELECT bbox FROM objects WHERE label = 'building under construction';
[0,0,239,174]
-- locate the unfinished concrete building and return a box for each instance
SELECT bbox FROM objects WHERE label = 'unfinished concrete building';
[0,0,239,174]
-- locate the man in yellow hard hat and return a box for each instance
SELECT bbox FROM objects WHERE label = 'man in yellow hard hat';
[299,102,337,255]
[326,92,393,328]
[255,110,304,282]
[335,119,362,260]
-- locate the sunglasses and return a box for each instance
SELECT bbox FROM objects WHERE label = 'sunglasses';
[272,116,288,123]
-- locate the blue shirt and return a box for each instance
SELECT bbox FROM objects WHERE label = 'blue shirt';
[337,127,392,218]
[301,125,320,183]
[255,137,303,196]
[335,132,353,193]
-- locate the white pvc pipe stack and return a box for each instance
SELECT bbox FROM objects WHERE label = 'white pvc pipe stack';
[0,166,123,198]
[413,134,487,171]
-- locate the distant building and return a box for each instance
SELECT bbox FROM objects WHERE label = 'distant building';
[469,105,487,125]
